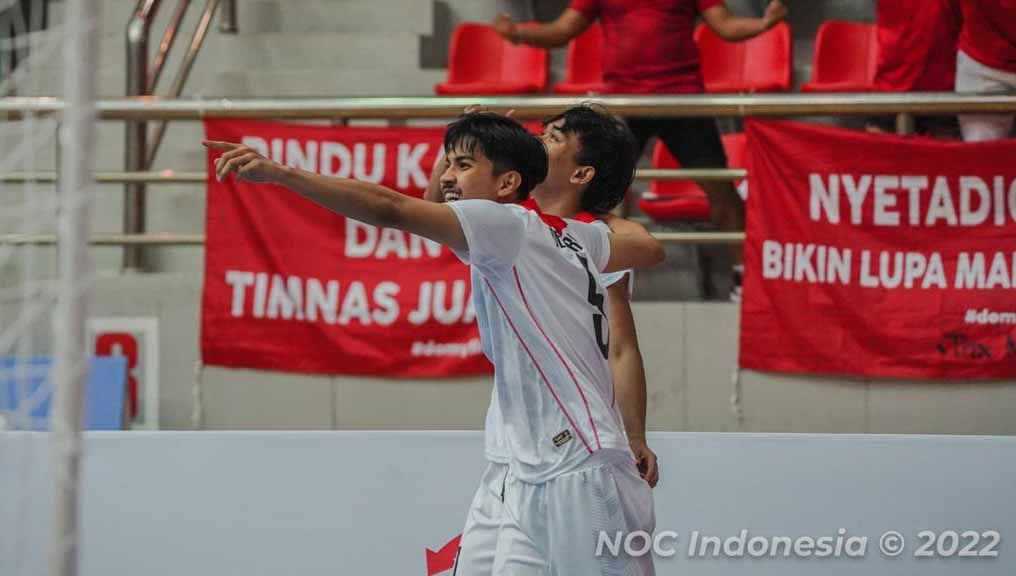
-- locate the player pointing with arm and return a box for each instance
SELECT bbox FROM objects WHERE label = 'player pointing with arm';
[206,112,663,575]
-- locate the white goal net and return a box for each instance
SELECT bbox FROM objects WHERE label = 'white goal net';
[0,1,99,575]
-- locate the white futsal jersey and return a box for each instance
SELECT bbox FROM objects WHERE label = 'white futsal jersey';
[482,217,630,467]
[448,199,631,483]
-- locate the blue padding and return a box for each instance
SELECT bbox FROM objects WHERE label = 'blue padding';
[0,356,128,430]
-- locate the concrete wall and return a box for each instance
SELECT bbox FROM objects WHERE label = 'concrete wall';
[85,274,1016,435]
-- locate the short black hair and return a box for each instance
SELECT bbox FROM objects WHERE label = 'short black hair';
[543,104,638,214]
[444,112,548,201]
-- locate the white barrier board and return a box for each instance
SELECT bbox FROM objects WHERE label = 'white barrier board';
[2,431,1014,575]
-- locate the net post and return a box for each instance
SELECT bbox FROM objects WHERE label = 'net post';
[48,1,98,575]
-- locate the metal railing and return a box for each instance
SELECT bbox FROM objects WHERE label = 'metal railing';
[2,93,1015,252]
[0,231,745,246]
[4,93,1015,119]
[1,168,746,184]
[125,0,229,270]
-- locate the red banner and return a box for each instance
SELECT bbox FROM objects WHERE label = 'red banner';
[201,119,492,377]
[740,120,1016,379]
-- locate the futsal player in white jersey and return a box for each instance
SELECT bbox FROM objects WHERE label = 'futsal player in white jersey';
[441,114,660,576]
[426,105,660,575]
[204,113,663,574]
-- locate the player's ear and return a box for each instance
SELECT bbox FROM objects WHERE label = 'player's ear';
[496,170,522,201]
[571,165,595,186]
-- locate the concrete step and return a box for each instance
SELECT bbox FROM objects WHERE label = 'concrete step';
[11,60,123,97]
[17,33,431,99]
[50,0,213,37]
[50,0,131,34]
[51,0,435,36]
[0,118,66,169]
[0,119,128,171]
[202,31,423,71]
[15,28,128,75]
[44,3,199,52]
[237,0,434,34]
[20,28,423,73]
[209,67,446,97]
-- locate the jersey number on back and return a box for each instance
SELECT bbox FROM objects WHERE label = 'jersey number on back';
[577,255,609,359]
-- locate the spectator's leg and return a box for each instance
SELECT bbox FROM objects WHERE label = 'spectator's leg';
[621,116,657,218]
[656,117,745,266]
[956,50,1016,142]
[624,117,656,158]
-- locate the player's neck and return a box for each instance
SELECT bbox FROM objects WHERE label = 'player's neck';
[531,185,583,218]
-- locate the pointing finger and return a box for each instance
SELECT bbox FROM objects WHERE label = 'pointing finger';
[202,140,239,152]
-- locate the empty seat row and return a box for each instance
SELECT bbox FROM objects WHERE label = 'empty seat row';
[639,133,748,223]
[436,20,877,96]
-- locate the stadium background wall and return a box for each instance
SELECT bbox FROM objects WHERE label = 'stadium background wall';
[5,0,1014,435]
[91,274,1016,434]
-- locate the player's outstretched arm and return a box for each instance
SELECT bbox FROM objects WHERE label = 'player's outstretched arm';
[603,219,665,273]
[204,140,468,253]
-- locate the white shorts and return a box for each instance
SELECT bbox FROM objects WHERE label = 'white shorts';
[454,453,656,576]
[454,462,509,575]
[956,50,1016,142]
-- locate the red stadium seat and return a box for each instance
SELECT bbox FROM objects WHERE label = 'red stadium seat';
[694,22,792,93]
[553,23,605,95]
[639,133,747,223]
[801,21,878,92]
[435,22,548,95]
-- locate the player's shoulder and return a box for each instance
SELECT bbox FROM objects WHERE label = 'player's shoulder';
[485,200,538,221]
[569,211,610,231]
[455,198,525,211]
[451,199,534,225]
[563,217,608,238]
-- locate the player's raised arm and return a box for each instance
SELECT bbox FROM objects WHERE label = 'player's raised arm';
[567,216,664,273]
[204,140,468,253]
[603,226,665,273]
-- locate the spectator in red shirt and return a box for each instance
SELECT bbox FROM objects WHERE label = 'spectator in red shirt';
[876,0,961,93]
[955,0,1016,141]
[494,0,788,299]
[869,0,962,136]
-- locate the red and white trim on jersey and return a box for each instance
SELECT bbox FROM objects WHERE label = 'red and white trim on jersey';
[512,268,603,450]
[519,198,568,233]
[483,277,595,455]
